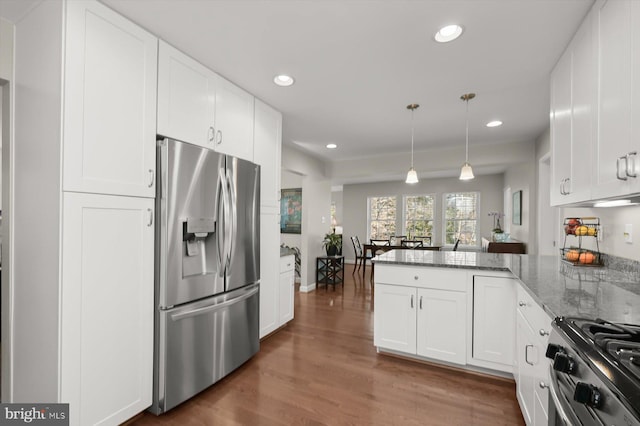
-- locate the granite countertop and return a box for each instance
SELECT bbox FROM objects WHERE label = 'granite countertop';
[280,247,296,257]
[373,250,640,324]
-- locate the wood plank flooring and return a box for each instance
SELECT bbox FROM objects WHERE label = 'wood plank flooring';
[133,265,525,425]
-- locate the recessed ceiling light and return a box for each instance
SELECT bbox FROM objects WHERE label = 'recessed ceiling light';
[273,74,294,87]
[434,24,463,43]
[326,143,337,149]
[486,120,503,128]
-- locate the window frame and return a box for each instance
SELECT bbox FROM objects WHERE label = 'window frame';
[442,191,481,248]
[402,193,436,241]
[366,195,397,242]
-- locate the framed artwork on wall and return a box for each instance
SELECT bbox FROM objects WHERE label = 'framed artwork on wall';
[280,188,302,234]
[512,190,522,225]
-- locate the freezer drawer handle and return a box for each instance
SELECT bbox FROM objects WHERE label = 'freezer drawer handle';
[170,285,259,321]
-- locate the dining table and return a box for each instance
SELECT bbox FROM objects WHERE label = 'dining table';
[362,244,443,280]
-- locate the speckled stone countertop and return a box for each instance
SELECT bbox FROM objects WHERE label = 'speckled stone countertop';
[280,247,296,257]
[373,250,640,324]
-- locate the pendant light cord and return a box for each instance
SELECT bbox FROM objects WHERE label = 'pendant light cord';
[465,98,469,163]
[411,108,415,168]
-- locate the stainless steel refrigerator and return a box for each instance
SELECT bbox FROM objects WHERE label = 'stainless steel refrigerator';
[151,138,260,414]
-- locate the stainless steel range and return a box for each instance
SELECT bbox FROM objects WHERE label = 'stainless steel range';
[546,317,640,426]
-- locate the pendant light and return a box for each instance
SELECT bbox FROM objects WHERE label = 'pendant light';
[459,93,476,180]
[405,103,419,184]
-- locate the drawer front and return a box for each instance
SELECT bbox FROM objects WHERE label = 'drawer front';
[516,283,553,343]
[280,255,295,273]
[375,265,467,292]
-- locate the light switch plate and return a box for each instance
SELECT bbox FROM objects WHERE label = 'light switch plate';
[624,224,632,244]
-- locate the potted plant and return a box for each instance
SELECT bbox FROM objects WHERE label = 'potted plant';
[322,232,342,256]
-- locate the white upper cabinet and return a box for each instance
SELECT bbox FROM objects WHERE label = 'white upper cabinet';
[593,0,640,198]
[157,41,255,161]
[254,99,282,210]
[550,12,594,206]
[63,0,158,198]
[215,76,255,161]
[157,40,216,149]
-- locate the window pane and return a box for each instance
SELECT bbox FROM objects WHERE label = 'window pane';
[404,195,434,241]
[444,192,478,245]
[369,196,396,240]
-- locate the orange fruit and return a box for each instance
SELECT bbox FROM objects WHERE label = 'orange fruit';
[575,226,588,236]
[566,250,580,262]
[578,252,595,264]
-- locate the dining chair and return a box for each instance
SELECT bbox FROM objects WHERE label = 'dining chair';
[413,235,432,246]
[370,239,390,246]
[350,236,372,275]
[401,239,424,248]
[390,235,406,245]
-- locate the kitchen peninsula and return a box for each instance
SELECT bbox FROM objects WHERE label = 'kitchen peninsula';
[372,250,640,426]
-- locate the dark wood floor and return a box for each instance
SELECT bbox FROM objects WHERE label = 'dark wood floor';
[132,264,525,425]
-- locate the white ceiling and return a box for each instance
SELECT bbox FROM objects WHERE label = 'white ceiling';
[2,0,594,174]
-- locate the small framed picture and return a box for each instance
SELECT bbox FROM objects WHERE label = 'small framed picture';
[512,190,522,225]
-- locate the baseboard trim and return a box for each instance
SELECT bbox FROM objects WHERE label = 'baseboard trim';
[299,282,316,293]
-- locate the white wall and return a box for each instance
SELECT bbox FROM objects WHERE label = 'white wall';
[13,1,64,401]
[0,15,13,402]
[341,173,505,261]
[281,145,332,291]
[503,140,537,253]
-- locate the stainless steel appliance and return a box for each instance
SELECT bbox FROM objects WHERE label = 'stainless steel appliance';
[546,317,640,426]
[150,138,260,414]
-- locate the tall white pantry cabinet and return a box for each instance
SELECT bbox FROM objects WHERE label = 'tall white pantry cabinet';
[14,1,156,425]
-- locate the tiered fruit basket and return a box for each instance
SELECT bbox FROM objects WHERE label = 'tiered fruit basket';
[560,217,603,267]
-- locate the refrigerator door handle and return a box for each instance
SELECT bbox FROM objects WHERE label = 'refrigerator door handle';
[225,168,237,273]
[170,285,259,321]
[216,170,228,276]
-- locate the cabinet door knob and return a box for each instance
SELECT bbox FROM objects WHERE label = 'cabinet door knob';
[539,381,549,389]
[414,275,419,280]
[518,301,526,307]
[539,329,550,337]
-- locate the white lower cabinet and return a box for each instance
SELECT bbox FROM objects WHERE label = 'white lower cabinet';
[61,192,154,426]
[259,213,294,338]
[471,275,516,372]
[278,256,295,325]
[374,266,467,365]
[515,284,552,426]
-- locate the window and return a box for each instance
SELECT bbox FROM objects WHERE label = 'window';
[404,195,434,239]
[444,192,479,245]
[368,196,396,240]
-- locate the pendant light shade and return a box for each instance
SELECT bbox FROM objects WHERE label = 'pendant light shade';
[406,103,420,184]
[459,93,475,181]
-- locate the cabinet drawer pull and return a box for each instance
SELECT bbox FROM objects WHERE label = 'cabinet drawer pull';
[518,301,526,307]
[148,169,154,188]
[617,156,628,181]
[539,329,550,337]
[419,296,423,310]
[627,151,637,178]
[525,344,535,365]
[147,208,153,227]
[208,126,215,142]
[216,129,223,145]
[410,294,414,308]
